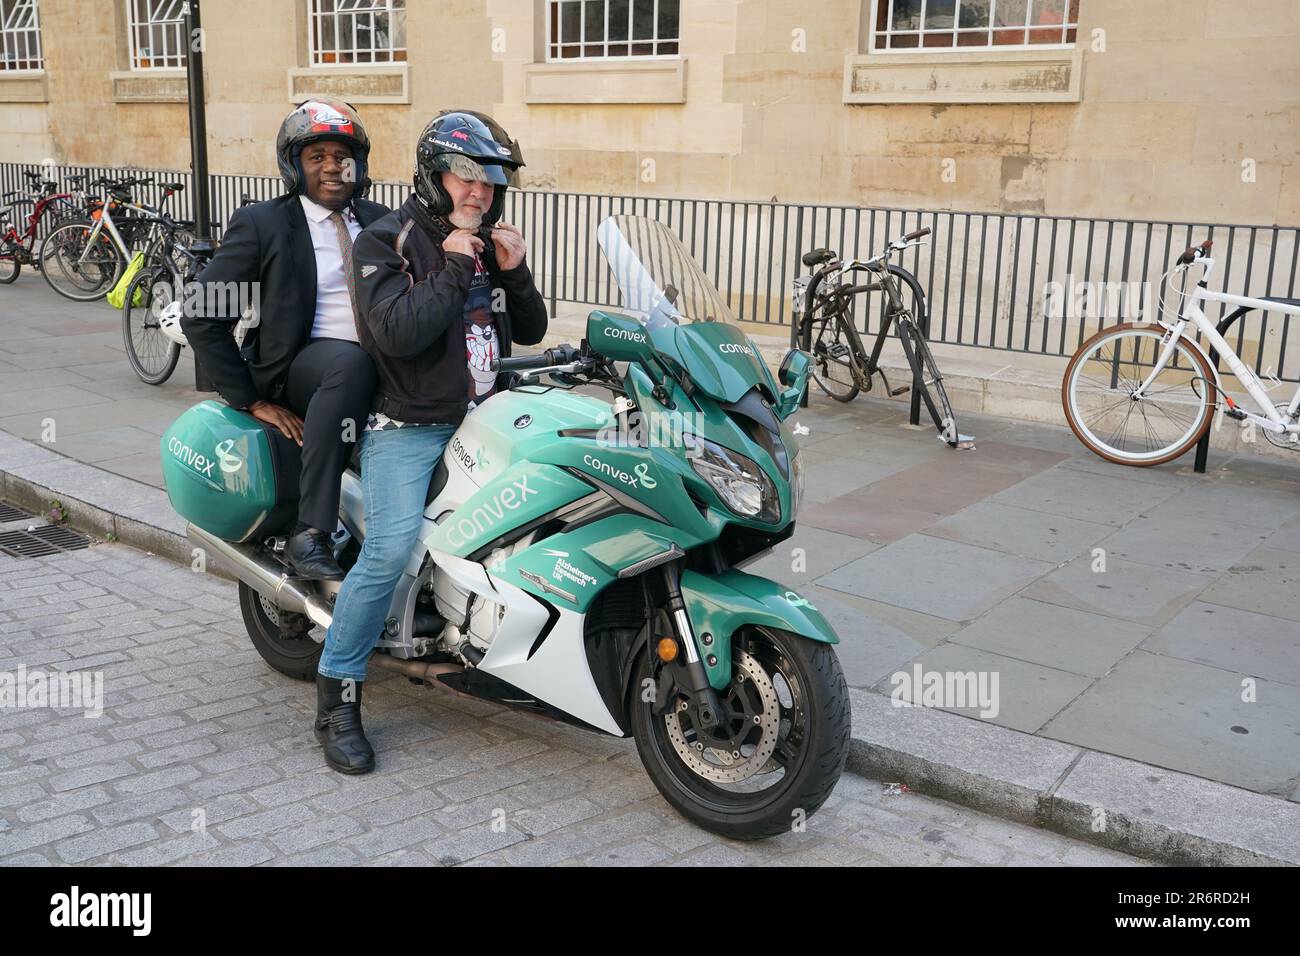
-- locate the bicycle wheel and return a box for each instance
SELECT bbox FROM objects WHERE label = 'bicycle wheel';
[123,266,182,385]
[1062,322,1215,466]
[802,311,862,402]
[0,253,19,284]
[896,312,957,444]
[40,222,122,301]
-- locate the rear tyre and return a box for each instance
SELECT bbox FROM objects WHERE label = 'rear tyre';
[238,581,322,681]
[802,312,861,403]
[630,625,850,840]
[40,221,122,301]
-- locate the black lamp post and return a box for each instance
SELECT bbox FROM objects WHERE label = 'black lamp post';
[184,0,215,392]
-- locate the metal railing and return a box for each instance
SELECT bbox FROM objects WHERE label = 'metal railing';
[4,161,1298,382]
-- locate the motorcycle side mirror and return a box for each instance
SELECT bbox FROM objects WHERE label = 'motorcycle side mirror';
[775,348,811,419]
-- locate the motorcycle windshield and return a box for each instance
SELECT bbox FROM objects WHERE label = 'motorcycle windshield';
[596,215,737,331]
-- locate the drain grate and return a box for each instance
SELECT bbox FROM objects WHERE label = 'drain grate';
[29,525,91,552]
[0,526,91,559]
[0,502,32,524]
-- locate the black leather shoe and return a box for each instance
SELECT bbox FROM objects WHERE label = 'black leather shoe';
[286,527,344,580]
[314,675,374,775]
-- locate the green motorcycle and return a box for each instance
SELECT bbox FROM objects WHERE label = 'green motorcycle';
[163,214,850,839]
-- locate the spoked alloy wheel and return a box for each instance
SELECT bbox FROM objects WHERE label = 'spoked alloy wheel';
[1062,322,1216,466]
[123,266,183,385]
[631,625,850,840]
[40,221,121,301]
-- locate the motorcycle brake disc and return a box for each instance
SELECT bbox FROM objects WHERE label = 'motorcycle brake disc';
[664,649,781,784]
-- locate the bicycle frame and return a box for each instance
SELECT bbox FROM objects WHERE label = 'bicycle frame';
[1135,257,1300,436]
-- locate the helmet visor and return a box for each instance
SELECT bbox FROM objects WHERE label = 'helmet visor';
[440,153,509,186]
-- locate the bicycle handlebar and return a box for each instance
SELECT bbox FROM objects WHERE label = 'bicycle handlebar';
[902,227,931,242]
[1176,239,1213,266]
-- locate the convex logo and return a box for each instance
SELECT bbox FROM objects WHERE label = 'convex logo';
[582,454,657,489]
[444,477,539,549]
[214,438,242,474]
[603,326,647,344]
[719,342,755,355]
[168,436,219,479]
[450,436,483,474]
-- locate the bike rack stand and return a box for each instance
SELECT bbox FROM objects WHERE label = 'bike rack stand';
[793,277,928,428]
[1193,305,1262,473]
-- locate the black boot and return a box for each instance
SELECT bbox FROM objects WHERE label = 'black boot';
[286,527,344,580]
[314,675,375,774]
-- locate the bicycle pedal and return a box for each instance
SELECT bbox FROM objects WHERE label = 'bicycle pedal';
[889,385,911,397]
[1222,407,1248,421]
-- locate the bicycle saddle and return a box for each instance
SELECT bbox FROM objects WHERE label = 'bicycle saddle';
[163,182,186,191]
[801,248,835,267]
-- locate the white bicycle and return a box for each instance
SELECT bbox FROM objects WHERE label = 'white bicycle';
[1062,239,1300,466]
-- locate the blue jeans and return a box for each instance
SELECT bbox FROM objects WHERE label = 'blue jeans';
[318,423,456,682]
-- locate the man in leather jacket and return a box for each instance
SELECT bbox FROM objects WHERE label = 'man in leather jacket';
[311,110,548,774]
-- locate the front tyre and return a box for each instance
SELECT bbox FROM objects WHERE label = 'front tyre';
[1062,322,1216,466]
[630,626,850,840]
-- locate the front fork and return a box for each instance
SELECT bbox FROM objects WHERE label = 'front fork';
[651,562,724,732]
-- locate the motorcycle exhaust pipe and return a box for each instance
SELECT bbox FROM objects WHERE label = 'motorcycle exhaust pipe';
[186,523,334,630]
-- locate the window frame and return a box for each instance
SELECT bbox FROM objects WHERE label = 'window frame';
[307,0,407,68]
[0,0,44,73]
[125,0,188,72]
[867,0,1079,55]
[544,0,681,63]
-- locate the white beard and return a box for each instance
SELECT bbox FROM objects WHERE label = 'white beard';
[449,206,484,230]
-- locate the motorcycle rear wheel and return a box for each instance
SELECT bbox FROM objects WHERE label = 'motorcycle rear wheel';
[239,581,322,681]
[629,625,850,840]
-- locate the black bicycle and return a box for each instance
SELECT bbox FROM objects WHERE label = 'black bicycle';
[121,213,212,385]
[796,227,962,446]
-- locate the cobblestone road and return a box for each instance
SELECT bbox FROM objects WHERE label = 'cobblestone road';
[0,541,1147,866]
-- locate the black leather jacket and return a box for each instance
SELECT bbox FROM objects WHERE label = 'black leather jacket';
[351,195,549,424]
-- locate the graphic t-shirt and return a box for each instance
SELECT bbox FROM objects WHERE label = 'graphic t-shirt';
[366,251,500,431]
[464,252,499,410]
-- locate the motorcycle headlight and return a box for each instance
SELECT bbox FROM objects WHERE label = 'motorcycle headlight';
[691,438,780,524]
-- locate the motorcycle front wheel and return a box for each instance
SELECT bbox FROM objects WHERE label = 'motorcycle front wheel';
[629,625,850,840]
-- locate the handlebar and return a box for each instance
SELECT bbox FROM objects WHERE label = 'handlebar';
[491,344,583,373]
[1176,239,1213,266]
[902,227,931,242]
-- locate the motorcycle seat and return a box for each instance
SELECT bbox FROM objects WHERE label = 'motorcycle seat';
[426,457,449,506]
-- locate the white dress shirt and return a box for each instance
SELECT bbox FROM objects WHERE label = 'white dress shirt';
[299,195,362,343]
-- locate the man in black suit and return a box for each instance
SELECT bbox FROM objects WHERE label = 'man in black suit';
[181,99,390,579]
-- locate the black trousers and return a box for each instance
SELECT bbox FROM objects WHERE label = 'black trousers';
[283,338,377,532]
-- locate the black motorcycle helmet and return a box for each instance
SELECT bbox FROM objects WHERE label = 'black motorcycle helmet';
[276,99,372,199]
[413,110,524,225]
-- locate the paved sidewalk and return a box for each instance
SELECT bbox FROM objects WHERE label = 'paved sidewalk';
[2,270,1299,862]
[0,542,1145,866]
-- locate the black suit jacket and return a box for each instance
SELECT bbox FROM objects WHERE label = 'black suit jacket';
[182,193,391,409]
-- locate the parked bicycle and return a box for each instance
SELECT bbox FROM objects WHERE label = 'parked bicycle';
[39,177,187,301]
[1062,239,1300,465]
[796,227,966,446]
[121,211,216,385]
[0,171,89,283]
